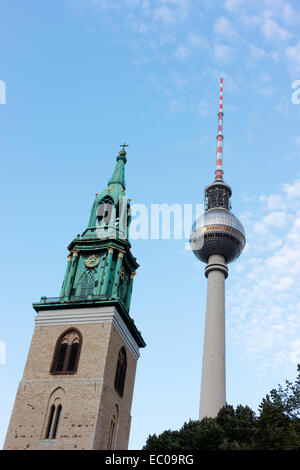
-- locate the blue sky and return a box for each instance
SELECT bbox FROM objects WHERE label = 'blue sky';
[1,0,300,449]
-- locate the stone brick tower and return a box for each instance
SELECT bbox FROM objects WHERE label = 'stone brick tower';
[4,146,145,450]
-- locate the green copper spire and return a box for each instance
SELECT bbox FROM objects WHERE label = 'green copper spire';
[33,145,145,348]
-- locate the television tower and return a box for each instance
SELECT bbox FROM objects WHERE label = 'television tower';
[190,78,246,420]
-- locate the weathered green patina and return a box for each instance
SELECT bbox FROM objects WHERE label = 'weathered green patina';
[33,148,145,348]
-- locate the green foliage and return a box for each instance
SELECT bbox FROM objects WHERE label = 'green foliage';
[143,365,300,451]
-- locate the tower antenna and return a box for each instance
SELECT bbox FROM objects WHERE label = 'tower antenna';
[215,78,224,181]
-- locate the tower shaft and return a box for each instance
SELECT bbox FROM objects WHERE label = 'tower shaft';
[199,254,227,419]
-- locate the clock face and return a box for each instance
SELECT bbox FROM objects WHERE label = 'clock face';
[85,254,100,268]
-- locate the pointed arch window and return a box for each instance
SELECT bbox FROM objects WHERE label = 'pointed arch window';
[107,404,119,450]
[43,388,65,441]
[45,404,62,440]
[50,328,82,375]
[114,347,127,397]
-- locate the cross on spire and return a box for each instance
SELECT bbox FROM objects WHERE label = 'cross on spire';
[120,142,129,151]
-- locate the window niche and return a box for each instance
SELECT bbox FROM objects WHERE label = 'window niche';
[43,388,64,441]
[107,405,119,450]
[50,328,82,375]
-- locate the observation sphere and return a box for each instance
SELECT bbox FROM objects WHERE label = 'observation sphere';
[190,209,246,264]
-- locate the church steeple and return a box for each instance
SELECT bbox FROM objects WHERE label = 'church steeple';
[34,146,144,346]
[4,145,145,451]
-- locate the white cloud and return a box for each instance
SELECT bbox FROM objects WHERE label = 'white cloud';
[153,5,176,24]
[285,41,300,74]
[261,18,292,41]
[259,194,286,210]
[124,0,140,6]
[153,0,191,24]
[281,2,300,27]
[241,13,261,27]
[290,340,300,365]
[187,32,208,49]
[252,71,277,98]
[247,44,267,67]
[228,178,300,374]
[254,221,269,234]
[240,192,255,203]
[169,98,186,112]
[213,43,235,63]
[213,16,240,41]
[196,98,212,117]
[282,179,300,198]
[159,32,176,45]
[224,0,244,12]
[174,44,191,59]
[172,74,189,89]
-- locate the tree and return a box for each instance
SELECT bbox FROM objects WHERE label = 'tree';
[143,365,300,450]
[216,404,256,449]
[143,405,256,450]
[266,364,300,419]
[254,364,300,450]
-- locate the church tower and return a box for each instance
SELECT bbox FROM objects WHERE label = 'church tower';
[4,146,145,450]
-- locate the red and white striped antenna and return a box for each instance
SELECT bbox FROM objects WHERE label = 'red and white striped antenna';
[215,78,224,181]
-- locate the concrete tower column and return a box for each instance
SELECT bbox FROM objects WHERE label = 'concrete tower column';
[199,254,228,420]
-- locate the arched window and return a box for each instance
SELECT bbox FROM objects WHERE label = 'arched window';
[114,347,127,397]
[50,328,82,375]
[107,405,119,450]
[43,388,64,440]
[45,404,62,440]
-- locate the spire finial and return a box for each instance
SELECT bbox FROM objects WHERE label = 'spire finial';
[215,78,224,181]
[120,142,129,152]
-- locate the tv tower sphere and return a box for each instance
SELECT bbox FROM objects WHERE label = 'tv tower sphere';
[190,188,246,264]
[190,78,246,420]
